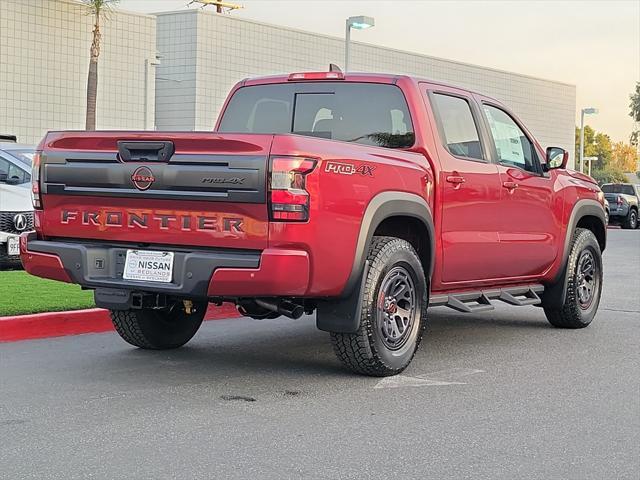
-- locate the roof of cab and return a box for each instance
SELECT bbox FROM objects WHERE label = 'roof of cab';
[240,71,501,104]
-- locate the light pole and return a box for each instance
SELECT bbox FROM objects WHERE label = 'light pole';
[579,107,598,173]
[144,54,162,130]
[584,156,597,177]
[345,15,375,72]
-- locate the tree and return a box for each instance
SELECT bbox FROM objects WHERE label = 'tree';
[83,0,118,131]
[610,141,638,172]
[575,125,612,170]
[631,82,640,146]
[591,167,628,185]
[630,82,640,123]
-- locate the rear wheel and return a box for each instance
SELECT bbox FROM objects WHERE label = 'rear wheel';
[110,301,206,349]
[623,208,637,229]
[330,236,428,377]
[543,228,602,328]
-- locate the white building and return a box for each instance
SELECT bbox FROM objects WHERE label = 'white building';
[1,1,576,163]
[154,10,576,162]
[0,0,156,144]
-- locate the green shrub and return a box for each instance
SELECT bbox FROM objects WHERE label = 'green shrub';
[591,167,628,185]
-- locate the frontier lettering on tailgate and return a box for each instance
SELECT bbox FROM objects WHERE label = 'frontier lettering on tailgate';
[60,210,244,234]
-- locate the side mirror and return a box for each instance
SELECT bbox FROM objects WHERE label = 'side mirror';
[0,172,8,183]
[545,147,568,170]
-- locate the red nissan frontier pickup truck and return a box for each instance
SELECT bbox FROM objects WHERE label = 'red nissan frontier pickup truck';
[21,71,607,376]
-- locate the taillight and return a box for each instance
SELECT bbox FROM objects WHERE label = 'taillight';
[31,151,42,209]
[269,157,316,221]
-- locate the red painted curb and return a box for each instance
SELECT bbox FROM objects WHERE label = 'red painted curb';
[0,304,240,343]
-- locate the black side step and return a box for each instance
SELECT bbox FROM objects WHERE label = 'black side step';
[429,284,544,313]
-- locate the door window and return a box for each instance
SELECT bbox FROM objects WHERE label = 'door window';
[482,105,538,173]
[431,93,484,160]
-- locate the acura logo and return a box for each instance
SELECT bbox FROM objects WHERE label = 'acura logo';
[13,213,28,231]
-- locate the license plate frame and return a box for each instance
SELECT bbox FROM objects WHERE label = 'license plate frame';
[123,249,174,283]
[7,237,19,256]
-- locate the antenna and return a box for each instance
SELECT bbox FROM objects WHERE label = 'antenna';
[187,0,243,13]
[329,64,343,73]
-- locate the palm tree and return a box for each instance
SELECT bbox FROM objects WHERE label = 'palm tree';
[82,0,118,130]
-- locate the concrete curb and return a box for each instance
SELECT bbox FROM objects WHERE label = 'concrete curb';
[0,304,240,343]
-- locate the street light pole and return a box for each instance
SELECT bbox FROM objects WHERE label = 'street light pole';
[579,107,598,173]
[345,20,351,72]
[344,16,375,72]
[579,109,585,173]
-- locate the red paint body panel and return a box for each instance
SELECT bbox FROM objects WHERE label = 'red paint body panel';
[20,233,72,283]
[208,249,310,296]
[266,133,432,296]
[22,73,605,303]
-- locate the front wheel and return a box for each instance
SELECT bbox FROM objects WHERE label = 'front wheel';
[543,228,603,328]
[330,236,428,377]
[110,301,207,349]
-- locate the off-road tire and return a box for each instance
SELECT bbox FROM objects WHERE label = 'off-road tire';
[110,301,207,349]
[544,228,602,328]
[623,208,637,229]
[330,236,428,377]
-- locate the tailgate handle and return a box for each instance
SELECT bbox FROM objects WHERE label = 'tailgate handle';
[117,141,175,162]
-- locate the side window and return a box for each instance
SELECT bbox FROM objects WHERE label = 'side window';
[0,158,9,177]
[482,105,538,173]
[432,93,484,160]
[8,163,26,184]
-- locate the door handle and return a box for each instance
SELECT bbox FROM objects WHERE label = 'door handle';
[446,175,466,185]
[502,181,519,191]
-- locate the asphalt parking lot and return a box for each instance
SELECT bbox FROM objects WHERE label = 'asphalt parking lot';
[1,229,639,480]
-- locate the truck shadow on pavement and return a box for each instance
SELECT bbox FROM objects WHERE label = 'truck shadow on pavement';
[90,307,555,384]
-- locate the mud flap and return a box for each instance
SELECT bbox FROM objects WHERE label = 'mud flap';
[541,264,568,309]
[316,260,370,333]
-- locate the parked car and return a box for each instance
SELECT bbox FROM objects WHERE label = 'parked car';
[21,71,606,376]
[601,183,639,229]
[0,143,35,268]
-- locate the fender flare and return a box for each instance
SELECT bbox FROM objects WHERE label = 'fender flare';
[542,198,606,309]
[316,191,435,333]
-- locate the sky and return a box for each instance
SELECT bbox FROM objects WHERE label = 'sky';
[120,0,640,143]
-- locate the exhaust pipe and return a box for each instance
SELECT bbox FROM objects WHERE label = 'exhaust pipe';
[254,299,304,319]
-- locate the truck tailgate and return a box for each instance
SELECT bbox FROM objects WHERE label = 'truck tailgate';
[36,132,272,250]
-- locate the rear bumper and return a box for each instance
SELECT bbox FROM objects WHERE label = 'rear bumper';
[20,233,310,299]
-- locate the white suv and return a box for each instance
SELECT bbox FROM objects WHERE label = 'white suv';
[0,143,35,268]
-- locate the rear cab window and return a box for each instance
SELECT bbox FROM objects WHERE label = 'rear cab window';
[218,82,414,149]
[602,184,636,195]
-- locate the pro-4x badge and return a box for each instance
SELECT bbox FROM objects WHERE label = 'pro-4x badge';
[325,161,375,177]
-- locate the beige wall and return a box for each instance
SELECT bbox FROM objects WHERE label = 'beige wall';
[155,10,576,164]
[0,0,156,145]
